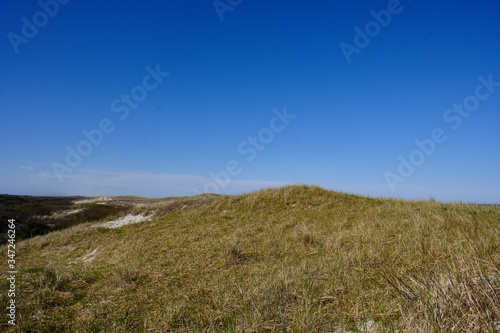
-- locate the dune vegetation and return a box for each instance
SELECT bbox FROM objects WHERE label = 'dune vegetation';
[1,185,500,332]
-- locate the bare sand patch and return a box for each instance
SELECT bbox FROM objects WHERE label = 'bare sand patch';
[52,208,85,217]
[74,197,113,205]
[67,248,99,266]
[100,213,154,229]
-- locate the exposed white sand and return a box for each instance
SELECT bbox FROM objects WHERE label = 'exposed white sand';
[74,197,113,205]
[82,248,98,262]
[67,248,98,266]
[52,208,85,217]
[100,213,154,229]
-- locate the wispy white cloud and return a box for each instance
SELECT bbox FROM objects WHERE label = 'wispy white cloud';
[35,169,287,197]
[20,165,35,170]
[27,171,500,203]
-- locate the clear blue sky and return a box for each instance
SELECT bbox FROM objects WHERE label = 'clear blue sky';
[1,0,499,203]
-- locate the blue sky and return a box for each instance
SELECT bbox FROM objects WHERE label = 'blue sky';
[1,0,499,203]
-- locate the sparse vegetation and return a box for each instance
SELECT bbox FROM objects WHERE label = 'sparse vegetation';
[0,195,130,244]
[1,185,499,332]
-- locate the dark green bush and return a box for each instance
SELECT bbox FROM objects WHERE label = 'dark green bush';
[17,221,51,240]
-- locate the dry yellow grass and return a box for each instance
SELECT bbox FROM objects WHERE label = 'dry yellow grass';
[1,185,499,332]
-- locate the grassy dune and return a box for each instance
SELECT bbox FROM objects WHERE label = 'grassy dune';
[1,185,500,332]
